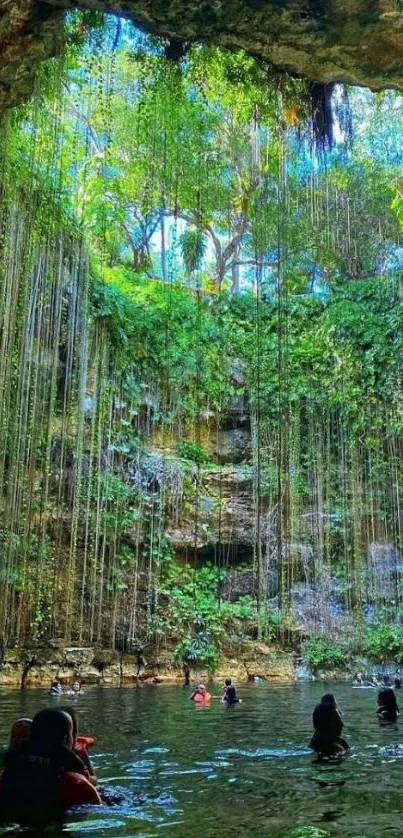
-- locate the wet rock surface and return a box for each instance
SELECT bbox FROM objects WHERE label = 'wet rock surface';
[3,1,403,116]
[0,641,296,685]
[366,541,403,601]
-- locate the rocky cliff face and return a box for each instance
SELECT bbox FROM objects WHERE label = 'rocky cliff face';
[138,408,403,639]
[2,1,403,115]
[0,1,62,113]
[0,641,296,686]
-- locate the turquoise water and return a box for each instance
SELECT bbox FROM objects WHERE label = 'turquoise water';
[0,682,402,837]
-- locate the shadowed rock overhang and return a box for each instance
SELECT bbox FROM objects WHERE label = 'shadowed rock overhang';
[1,0,403,113]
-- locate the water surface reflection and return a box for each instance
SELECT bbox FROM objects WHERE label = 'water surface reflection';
[0,682,401,836]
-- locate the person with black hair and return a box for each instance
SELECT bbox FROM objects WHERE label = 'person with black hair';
[222,677,232,700]
[309,694,349,758]
[50,678,63,696]
[377,688,400,725]
[0,708,101,828]
[222,685,241,705]
[59,705,97,785]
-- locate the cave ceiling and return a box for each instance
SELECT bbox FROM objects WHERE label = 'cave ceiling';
[1,0,403,114]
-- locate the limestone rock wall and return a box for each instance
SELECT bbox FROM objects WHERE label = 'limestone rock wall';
[0,641,296,685]
[2,1,403,115]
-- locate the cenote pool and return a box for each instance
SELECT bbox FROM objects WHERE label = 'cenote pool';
[0,682,402,837]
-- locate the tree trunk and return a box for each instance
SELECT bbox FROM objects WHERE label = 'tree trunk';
[230,262,240,294]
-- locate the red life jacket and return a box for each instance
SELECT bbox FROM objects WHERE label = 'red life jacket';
[58,771,102,809]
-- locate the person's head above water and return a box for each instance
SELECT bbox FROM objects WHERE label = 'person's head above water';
[30,708,74,753]
[225,678,232,687]
[71,681,81,692]
[321,694,337,706]
[58,705,78,741]
[197,684,206,694]
[9,718,32,748]
[378,687,398,709]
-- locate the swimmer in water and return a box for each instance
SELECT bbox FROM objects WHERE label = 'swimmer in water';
[222,677,232,699]
[9,718,32,749]
[190,684,212,702]
[222,685,241,705]
[377,687,400,725]
[309,694,349,759]
[394,676,402,689]
[49,678,62,696]
[0,709,101,829]
[66,680,83,697]
[59,705,96,785]
[0,718,32,769]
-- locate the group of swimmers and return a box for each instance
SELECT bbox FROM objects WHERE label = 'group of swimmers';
[190,678,241,705]
[50,678,84,697]
[311,687,400,760]
[353,672,401,688]
[1,677,400,827]
[0,676,240,828]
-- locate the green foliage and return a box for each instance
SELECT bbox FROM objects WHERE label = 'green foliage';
[4,14,403,655]
[92,473,137,537]
[364,621,403,663]
[89,266,403,439]
[304,638,346,672]
[148,559,283,670]
[176,441,209,465]
[148,562,223,667]
[179,229,206,274]
[256,607,282,642]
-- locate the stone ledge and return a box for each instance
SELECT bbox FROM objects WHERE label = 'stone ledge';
[0,642,296,685]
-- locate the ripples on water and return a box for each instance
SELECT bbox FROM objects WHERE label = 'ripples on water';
[0,682,402,837]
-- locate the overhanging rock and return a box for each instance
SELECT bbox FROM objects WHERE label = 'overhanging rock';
[2,1,403,114]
